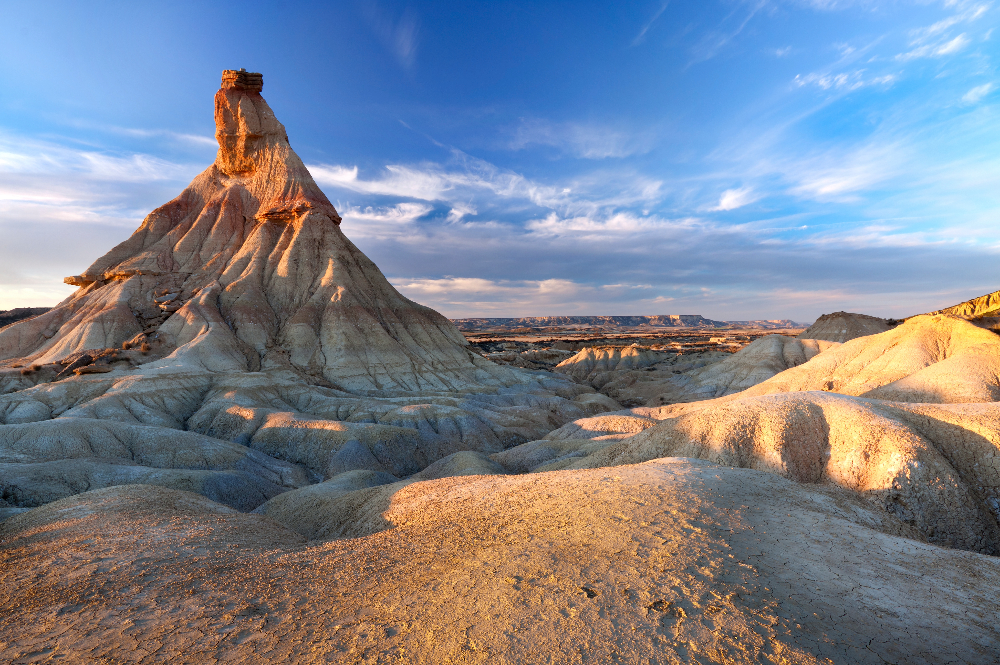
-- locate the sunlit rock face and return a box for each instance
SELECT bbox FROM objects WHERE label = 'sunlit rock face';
[0,71,617,511]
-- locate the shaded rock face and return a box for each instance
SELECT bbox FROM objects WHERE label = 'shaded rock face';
[797,311,895,343]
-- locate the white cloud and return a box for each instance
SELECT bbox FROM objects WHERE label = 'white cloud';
[309,152,664,220]
[963,82,996,103]
[711,186,759,211]
[894,1,989,61]
[524,211,705,239]
[388,276,662,317]
[786,143,904,200]
[0,133,201,228]
[0,133,197,183]
[446,202,476,222]
[339,202,433,238]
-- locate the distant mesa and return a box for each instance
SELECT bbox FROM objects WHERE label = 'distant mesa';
[0,308,50,331]
[453,315,804,332]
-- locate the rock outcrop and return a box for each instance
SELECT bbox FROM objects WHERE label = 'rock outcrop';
[746,314,1000,403]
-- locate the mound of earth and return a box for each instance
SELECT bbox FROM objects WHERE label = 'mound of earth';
[648,335,839,404]
[797,311,895,343]
[554,344,676,385]
[553,336,839,408]
[513,314,1000,555]
[2,464,998,664]
[0,70,617,514]
[742,314,1000,404]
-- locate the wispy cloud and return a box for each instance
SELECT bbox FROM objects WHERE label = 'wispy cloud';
[793,70,897,91]
[508,118,655,159]
[0,133,199,183]
[389,276,663,317]
[309,150,664,218]
[688,0,768,64]
[897,32,971,59]
[631,1,670,46]
[446,202,476,222]
[786,142,905,200]
[362,3,420,69]
[895,2,989,60]
[963,81,996,102]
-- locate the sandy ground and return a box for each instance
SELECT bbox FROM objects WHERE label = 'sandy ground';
[2,458,997,664]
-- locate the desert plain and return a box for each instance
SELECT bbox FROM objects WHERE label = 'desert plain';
[1,71,999,664]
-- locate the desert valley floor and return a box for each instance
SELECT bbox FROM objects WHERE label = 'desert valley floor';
[2,71,1000,664]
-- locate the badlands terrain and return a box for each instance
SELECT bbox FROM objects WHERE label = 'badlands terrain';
[1,71,1000,663]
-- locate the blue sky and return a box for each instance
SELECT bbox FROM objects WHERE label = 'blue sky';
[0,0,998,321]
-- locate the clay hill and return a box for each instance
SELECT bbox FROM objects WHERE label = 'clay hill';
[2,72,1000,663]
[796,311,896,343]
[454,315,803,331]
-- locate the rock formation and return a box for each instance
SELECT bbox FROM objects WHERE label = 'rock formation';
[797,311,895,343]
[925,288,1000,331]
[0,71,617,513]
[8,69,505,393]
[929,288,1000,319]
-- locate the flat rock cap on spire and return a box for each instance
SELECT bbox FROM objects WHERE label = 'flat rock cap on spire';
[222,68,263,92]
